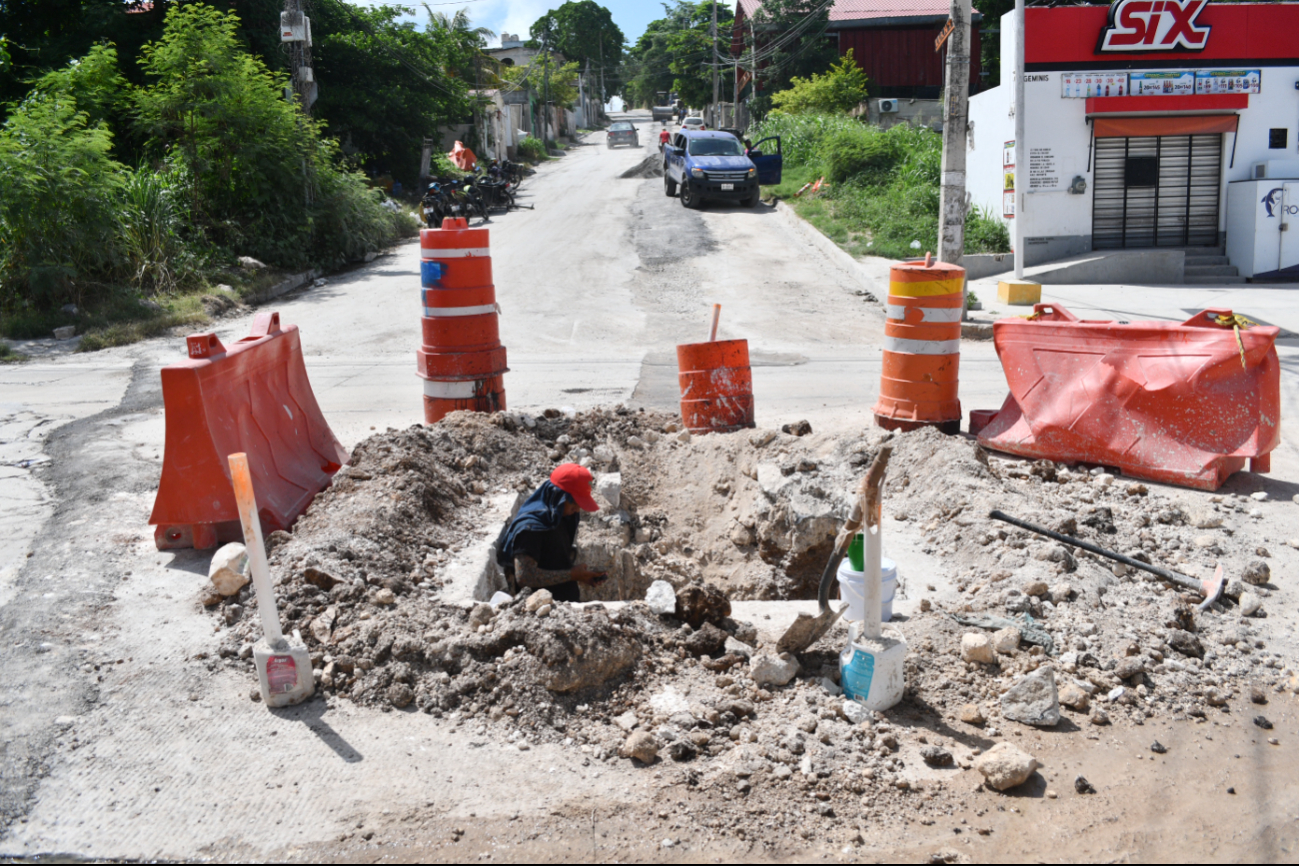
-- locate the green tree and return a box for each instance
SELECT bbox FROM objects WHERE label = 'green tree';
[134,3,406,268]
[309,0,479,188]
[528,1,625,99]
[502,59,581,106]
[770,49,869,115]
[748,0,837,119]
[624,1,733,109]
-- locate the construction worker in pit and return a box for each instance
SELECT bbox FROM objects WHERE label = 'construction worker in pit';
[495,464,607,602]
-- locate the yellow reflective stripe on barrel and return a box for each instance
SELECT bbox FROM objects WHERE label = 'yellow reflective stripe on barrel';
[887,278,965,298]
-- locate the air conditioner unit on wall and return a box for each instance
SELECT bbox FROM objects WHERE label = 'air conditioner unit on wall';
[878,99,899,114]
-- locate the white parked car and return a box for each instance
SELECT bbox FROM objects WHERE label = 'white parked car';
[681,116,707,131]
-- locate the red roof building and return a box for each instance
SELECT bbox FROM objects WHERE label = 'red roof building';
[734,0,983,98]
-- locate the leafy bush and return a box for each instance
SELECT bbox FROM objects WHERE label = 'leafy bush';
[516,136,547,162]
[747,112,863,166]
[765,113,1009,260]
[0,89,125,310]
[771,50,870,116]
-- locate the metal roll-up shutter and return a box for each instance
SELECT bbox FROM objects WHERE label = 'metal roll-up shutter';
[1092,133,1222,249]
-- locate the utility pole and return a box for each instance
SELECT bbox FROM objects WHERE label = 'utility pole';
[937,0,971,270]
[579,61,588,128]
[711,0,720,125]
[732,32,739,128]
[599,31,606,113]
[1013,0,1026,280]
[281,0,315,112]
[542,34,551,146]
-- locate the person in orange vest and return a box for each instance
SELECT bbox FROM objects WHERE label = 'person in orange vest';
[495,464,607,602]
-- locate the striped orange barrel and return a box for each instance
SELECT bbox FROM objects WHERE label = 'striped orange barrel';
[418,219,507,423]
[676,339,756,434]
[872,260,964,434]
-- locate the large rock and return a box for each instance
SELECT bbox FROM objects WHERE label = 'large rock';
[522,607,642,693]
[596,473,622,509]
[619,731,658,763]
[961,633,997,664]
[750,652,800,688]
[974,742,1040,791]
[683,622,728,656]
[1001,668,1061,727]
[209,543,250,596]
[645,580,677,616]
[525,588,554,613]
[676,583,731,629]
[1241,560,1271,586]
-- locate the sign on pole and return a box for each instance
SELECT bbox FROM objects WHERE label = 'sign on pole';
[935,18,955,51]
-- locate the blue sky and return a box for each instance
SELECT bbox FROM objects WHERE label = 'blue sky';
[349,1,666,48]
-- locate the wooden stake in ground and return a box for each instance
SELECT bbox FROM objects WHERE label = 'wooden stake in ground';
[709,304,721,341]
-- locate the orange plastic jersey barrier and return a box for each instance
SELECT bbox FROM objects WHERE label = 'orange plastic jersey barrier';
[872,261,965,433]
[676,339,756,434]
[978,305,1281,491]
[150,312,348,550]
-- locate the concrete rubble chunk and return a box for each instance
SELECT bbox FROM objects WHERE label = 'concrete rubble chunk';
[1001,668,1061,727]
[525,589,554,613]
[842,699,869,725]
[209,543,250,597]
[1239,591,1263,617]
[1058,683,1090,712]
[646,580,677,615]
[958,704,985,726]
[974,742,1039,791]
[1241,560,1271,586]
[961,633,997,664]
[596,472,622,509]
[750,652,800,688]
[991,627,1021,655]
[724,636,754,658]
[619,731,658,763]
[614,711,639,732]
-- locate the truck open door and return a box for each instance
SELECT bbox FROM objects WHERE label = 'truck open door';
[749,136,782,185]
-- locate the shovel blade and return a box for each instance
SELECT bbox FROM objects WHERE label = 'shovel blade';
[776,607,844,655]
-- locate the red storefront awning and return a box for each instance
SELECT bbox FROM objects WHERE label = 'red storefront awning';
[1093,114,1241,138]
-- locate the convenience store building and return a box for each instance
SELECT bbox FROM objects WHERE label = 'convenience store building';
[967,1,1299,279]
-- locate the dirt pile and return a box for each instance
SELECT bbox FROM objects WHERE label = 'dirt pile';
[620,155,664,179]
[200,408,1291,822]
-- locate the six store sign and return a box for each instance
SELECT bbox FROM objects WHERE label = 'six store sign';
[1097,0,1212,52]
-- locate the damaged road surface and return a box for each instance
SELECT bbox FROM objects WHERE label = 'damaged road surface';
[3,112,1299,863]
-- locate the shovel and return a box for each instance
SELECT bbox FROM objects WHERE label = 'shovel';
[988,510,1226,611]
[777,445,893,654]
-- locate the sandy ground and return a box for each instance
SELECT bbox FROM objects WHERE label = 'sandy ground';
[2,111,1299,862]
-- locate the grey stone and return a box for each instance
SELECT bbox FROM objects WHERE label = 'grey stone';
[596,472,622,509]
[842,700,869,725]
[1001,668,1061,727]
[209,543,250,596]
[921,746,954,767]
[619,731,658,763]
[1239,591,1262,617]
[525,588,554,613]
[750,652,800,688]
[646,580,677,616]
[973,742,1039,791]
[724,636,754,659]
[1241,560,1271,586]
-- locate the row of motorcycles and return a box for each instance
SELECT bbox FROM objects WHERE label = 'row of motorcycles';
[420,159,534,227]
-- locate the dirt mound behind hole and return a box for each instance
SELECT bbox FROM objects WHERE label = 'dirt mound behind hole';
[620,156,664,179]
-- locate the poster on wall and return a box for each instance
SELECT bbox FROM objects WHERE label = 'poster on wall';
[1195,70,1261,94]
[1028,147,1061,191]
[1061,72,1129,98]
[1003,140,1015,218]
[1130,71,1196,95]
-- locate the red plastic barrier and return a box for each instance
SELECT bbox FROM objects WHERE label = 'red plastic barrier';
[150,312,348,550]
[978,305,1280,490]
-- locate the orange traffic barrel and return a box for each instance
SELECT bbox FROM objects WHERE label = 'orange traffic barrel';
[418,219,507,423]
[872,259,964,434]
[676,338,756,434]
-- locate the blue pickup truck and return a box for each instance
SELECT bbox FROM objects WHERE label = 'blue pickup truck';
[663,130,782,209]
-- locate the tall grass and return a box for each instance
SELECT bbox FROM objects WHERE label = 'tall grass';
[751,113,1010,260]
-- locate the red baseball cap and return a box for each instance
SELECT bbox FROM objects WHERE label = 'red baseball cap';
[550,463,600,512]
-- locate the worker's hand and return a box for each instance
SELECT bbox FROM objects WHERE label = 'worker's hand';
[572,566,608,585]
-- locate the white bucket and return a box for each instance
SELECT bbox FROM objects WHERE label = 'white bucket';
[836,557,899,623]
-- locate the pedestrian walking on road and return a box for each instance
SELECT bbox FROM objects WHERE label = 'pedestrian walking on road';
[495,464,607,602]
